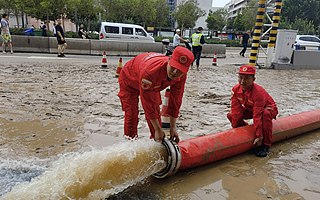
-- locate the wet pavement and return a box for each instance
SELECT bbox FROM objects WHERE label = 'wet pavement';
[0,51,320,199]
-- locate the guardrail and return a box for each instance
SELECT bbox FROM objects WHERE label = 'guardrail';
[10,35,226,58]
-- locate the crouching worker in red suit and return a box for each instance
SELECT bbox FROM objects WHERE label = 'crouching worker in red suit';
[118,46,194,143]
[227,65,278,157]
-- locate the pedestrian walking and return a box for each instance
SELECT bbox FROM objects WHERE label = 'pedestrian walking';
[239,30,250,57]
[191,27,205,71]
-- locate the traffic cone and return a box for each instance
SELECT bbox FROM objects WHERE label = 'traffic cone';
[161,89,171,128]
[212,51,217,66]
[115,57,123,78]
[101,51,107,68]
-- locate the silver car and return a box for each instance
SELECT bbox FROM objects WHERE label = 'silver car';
[295,35,320,50]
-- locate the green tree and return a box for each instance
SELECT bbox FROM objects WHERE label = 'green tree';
[233,12,245,32]
[282,0,320,26]
[0,0,29,28]
[226,18,234,31]
[99,0,159,27]
[241,0,258,31]
[206,8,227,34]
[227,0,258,32]
[153,0,170,31]
[66,0,100,31]
[173,0,205,29]
[282,0,320,34]
[99,0,133,23]
[280,18,316,35]
[134,0,156,27]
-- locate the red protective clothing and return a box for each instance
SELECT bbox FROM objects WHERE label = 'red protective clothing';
[227,83,278,147]
[118,53,187,138]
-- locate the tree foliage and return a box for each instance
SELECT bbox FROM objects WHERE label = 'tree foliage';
[281,0,319,34]
[66,0,100,31]
[280,18,316,35]
[233,0,320,34]
[2,0,318,35]
[98,0,169,28]
[173,0,205,30]
[154,0,170,30]
[230,0,319,34]
[282,0,319,26]
[24,0,66,21]
[233,13,245,32]
[206,9,227,33]
[0,0,170,30]
[231,0,258,32]
[240,0,258,31]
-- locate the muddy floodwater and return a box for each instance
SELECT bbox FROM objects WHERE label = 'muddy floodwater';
[0,54,320,199]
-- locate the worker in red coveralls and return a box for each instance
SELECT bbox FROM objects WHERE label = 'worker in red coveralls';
[227,65,278,157]
[118,46,194,143]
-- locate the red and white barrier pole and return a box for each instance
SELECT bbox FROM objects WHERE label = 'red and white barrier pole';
[154,109,320,178]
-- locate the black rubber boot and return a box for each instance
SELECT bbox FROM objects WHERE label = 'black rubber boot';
[256,145,270,157]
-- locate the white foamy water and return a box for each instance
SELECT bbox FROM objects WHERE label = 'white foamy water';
[1,139,166,200]
[0,157,48,196]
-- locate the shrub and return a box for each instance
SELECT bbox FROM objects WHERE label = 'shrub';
[154,36,173,43]
[9,28,25,35]
[65,31,80,38]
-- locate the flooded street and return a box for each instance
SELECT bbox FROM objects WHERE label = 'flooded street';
[0,53,320,199]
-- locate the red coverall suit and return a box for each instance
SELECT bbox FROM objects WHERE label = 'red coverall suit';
[227,83,278,147]
[118,53,186,139]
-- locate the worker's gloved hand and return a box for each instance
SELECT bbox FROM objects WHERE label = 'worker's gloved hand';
[154,128,166,143]
[169,127,180,143]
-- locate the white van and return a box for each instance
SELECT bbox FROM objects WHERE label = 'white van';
[99,22,155,43]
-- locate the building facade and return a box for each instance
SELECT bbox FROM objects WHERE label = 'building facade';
[226,0,248,20]
[226,0,275,20]
[167,0,178,28]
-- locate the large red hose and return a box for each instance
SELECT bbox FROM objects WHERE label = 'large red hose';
[178,109,320,170]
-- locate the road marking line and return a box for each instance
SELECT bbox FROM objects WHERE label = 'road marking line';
[0,55,22,58]
[28,56,69,59]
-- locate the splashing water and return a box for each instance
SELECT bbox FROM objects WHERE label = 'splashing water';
[2,139,167,200]
[0,157,48,196]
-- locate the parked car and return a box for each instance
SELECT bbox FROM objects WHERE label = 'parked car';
[295,35,320,50]
[99,22,154,43]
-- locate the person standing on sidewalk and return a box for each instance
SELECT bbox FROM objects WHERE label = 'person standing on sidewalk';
[1,14,13,54]
[40,22,47,37]
[53,22,57,37]
[78,24,86,39]
[191,27,205,71]
[227,65,278,157]
[55,19,67,57]
[239,30,250,57]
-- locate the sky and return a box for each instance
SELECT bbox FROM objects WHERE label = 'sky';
[212,0,230,7]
